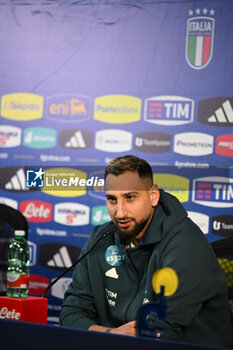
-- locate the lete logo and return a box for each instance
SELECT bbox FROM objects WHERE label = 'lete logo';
[0,307,20,320]
[20,200,52,222]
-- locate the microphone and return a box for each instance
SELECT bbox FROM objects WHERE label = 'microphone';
[41,223,117,298]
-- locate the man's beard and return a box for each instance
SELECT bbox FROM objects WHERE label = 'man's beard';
[116,218,148,245]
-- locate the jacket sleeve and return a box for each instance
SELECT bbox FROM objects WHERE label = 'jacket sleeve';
[59,230,100,329]
[155,219,228,342]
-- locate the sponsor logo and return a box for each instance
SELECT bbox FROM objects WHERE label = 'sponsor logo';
[185,9,215,69]
[174,132,213,156]
[175,161,209,169]
[154,174,189,203]
[192,177,233,207]
[144,96,194,125]
[1,93,43,121]
[187,211,209,234]
[54,202,90,226]
[39,243,81,270]
[105,245,125,267]
[20,200,52,223]
[91,206,111,225]
[36,228,67,237]
[51,277,72,299]
[47,94,91,122]
[105,288,118,307]
[23,127,56,149]
[105,268,119,279]
[29,274,50,296]
[134,132,171,153]
[27,168,44,188]
[28,241,37,266]
[94,95,141,123]
[212,215,233,238]
[198,98,233,126]
[0,125,21,148]
[95,129,132,152]
[59,129,92,149]
[0,307,21,320]
[0,197,18,209]
[40,154,71,163]
[142,298,150,305]
[0,167,38,192]
[216,134,233,157]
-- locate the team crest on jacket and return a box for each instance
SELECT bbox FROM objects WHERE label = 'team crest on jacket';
[185,9,215,69]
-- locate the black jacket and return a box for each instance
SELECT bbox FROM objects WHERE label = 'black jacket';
[60,190,233,348]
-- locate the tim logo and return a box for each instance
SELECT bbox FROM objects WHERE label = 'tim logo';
[47,94,91,123]
[192,177,233,208]
[186,9,215,69]
[26,169,44,188]
[144,96,194,125]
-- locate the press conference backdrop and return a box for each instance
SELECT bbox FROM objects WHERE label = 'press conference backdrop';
[0,0,232,323]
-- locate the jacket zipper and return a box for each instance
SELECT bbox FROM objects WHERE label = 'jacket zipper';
[122,247,141,323]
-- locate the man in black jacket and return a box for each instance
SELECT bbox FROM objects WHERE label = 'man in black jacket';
[60,155,233,348]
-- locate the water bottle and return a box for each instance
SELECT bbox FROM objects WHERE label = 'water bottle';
[6,230,30,298]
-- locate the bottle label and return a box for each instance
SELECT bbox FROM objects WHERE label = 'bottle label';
[7,273,29,288]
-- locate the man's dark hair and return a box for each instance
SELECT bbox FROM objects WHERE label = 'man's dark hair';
[104,155,153,184]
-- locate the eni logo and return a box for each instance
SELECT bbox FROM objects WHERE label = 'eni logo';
[94,95,141,124]
[47,94,91,122]
[1,93,43,121]
[49,99,86,116]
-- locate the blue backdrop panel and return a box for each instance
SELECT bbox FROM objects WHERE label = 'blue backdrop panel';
[0,0,232,323]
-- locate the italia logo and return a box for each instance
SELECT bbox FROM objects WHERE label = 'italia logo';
[185,9,215,69]
[192,177,233,208]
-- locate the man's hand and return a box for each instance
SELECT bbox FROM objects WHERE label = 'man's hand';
[110,321,136,336]
[88,320,136,336]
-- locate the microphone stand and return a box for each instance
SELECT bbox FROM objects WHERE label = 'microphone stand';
[41,224,116,298]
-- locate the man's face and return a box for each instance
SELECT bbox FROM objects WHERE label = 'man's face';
[105,171,159,242]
